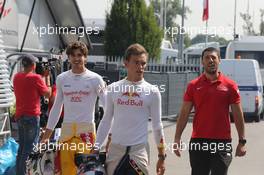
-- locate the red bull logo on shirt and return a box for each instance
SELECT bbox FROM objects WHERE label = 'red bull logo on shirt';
[118,91,143,106]
[121,92,141,98]
[117,99,143,106]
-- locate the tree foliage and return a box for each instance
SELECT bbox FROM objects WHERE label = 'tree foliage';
[104,0,163,59]
[150,0,191,28]
[150,0,191,45]
[191,34,229,46]
[240,12,256,35]
[260,9,264,36]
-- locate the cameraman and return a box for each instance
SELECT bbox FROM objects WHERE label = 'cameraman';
[13,54,51,175]
[36,60,59,128]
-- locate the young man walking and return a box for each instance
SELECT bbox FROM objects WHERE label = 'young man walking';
[95,43,166,175]
[41,41,106,174]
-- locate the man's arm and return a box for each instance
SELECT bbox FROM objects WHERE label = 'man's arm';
[231,103,246,157]
[174,101,193,157]
[231,103,245,139]
[149,88,166,175]
[96,77,107,108]
[43,75,52,98]
[149,88,165,151]
[41,78,63,143]
[37,74,51,98]
[95,87,114,150]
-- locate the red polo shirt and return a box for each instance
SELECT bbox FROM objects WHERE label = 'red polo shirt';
[14,72,49,119]
[184,73,240,139]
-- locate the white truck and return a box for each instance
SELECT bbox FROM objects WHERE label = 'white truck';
[219,59,263,122]
[225,36,264,83]
[160,39,179,64]
[184,42,220,65]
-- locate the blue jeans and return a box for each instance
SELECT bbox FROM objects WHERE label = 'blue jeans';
[16,116,40,175]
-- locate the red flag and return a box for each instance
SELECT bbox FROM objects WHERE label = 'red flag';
[202,0,209,21]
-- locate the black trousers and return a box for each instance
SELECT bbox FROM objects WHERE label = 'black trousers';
[189,138,232,175]
[113,147,145,175]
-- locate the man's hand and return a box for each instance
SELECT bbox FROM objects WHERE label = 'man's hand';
[173,138,181,157]
[90,147,100,155]
[43,69,50,78]
[235,144,246,157]
[174,101,193,157]
[156,159,165,175]
[40,128,53,144]
[105,133,112,153]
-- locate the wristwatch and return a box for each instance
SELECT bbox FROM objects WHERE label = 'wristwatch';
[239,139,247,145]
[158,154,167,160]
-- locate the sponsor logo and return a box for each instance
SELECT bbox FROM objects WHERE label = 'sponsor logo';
[63,91,90,102]
[119,91,142,106]
[117,99,143,106]
[71,96,81,102]
[217,85,228,91]
[64,91,90,96]
[122,92,141,98]
[196,86,203,90]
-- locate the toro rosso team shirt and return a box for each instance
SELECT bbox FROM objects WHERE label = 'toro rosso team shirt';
[96,79,164,147]
[47,69,106,130]
[184,73,240,139]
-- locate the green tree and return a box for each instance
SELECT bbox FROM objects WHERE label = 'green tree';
[191,34,229,46]
[151,0,190,28]
[104,0,163,59]
[260,9,264,36]
[191,34,206,44]
[239,9,264,36]
[175,33,191,48]
[184,34,191,48]
[150,0,191,41]
[240,12,256,35]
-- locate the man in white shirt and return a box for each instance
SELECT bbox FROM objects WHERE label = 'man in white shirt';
[41,41,106,174]
[95,43,166,175]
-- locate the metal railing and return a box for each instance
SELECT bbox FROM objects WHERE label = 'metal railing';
[94,56,201,73]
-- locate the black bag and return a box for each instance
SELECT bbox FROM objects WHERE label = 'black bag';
[113,147,145,175]
[75,153,106,175]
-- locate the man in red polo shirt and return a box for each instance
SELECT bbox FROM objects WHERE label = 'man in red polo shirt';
[13,54,51,175]
[173,47,246,175]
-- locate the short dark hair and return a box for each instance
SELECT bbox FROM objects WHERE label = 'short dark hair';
[124,43,148,61]
[201,47,220,59]
[66,41,88,57]
[19,54,38,68]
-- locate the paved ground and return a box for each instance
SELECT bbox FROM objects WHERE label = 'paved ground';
[148,120,264,175]
[9,119,264,174]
